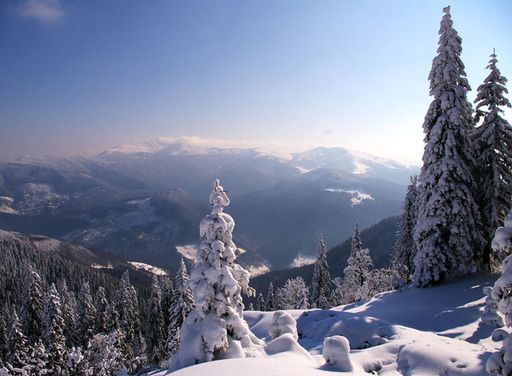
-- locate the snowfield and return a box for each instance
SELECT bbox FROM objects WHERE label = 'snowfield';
[152,273,497,375]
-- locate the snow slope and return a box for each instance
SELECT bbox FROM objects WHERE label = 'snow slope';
[153,273,497,375]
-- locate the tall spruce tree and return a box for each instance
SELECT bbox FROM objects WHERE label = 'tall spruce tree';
[343,224,373,303]
[392,175,419,283]
[265,282,275,311]
[77,281,96,347]
[20,266,44,343]
[472,50,512,268]
[147,275,166,365]
[166,258,193,356]
[257,293,266,312]
[6,306,29,369]
[413,6,483,287]
[160,276,174,336]
[95,286,109,334]
[311,236,332,309]
[169,180,262,371]
[42,283,67,374]
[58,280,78,347]
[117,270,141,359]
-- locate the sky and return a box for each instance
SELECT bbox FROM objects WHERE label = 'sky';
[1,0,511,165]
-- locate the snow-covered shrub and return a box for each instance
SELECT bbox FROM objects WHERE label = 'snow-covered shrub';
[169,180,263,371]
[482,286,504,328]
[322,335,353,372]
[269,311,298,340]
[487,335,512,376]
[487,213,512,375]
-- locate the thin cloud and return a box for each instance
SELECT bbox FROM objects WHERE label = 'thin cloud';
[18,0,64,24]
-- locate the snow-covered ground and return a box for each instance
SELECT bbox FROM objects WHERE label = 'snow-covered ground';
[153,272,497,375]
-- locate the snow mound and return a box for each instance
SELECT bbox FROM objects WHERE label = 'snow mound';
[265,333,312,360]
[269,311,298,340]
[322,335,353,371]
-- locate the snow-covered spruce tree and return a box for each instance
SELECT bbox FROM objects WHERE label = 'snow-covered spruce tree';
[95,286,109,335]
[166,258,194,356]
[343,224,373,303]
[0,306,8,362]
[20,265,44,343]
[58,280,78,347]
[42,283,68,374]
[106,302,120,332]
[265,282,275,311]
[472,50,512,269]
[6,306,29,369]
[392,175,419,284]
[77,281,96,347]
[486,214,512,374]
[311,236,332,309]
[117,270,142,359]
[169,179,263,370]
[160,276,174,335]
[257,293,266,311]
[147,275,166,365]
[413,6,483,287]
[278,277,310,310]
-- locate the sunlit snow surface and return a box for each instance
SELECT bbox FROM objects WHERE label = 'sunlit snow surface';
[151,273,497,375]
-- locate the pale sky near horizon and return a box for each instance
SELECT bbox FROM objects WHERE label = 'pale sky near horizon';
[1,0,511,165]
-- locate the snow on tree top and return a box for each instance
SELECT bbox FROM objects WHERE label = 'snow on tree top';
[209,179,230,214]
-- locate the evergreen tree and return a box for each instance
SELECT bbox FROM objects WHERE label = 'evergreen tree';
[170,180,262,371]
[311,236,332,309]
[6,306,29,369]
[117,270,141,359]
[166,258,194,356]
[105,302,120,333]
[95,286,109,334]
[147,275,166,365]
[343,224,373,303]
[392,175,419,284]
[58,280,78,347]
[0,306,8,362]
[20,265,44,343]
[42,283,67,374]
[472,50,512,269]
[77,281,96,347]
[257,293,266,312]
[414,6,483,287]
[265,282,275,311]
[160,276,174,334]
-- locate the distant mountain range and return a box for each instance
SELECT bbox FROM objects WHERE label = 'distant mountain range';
[0,137,418,272]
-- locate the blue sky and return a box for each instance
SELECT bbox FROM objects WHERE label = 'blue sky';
[1,0,511,164]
